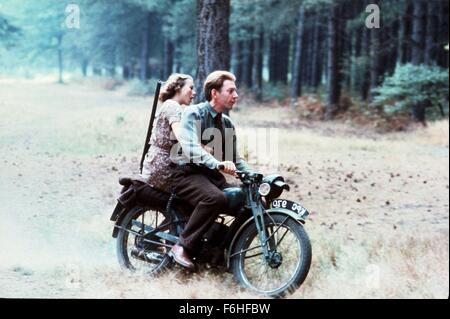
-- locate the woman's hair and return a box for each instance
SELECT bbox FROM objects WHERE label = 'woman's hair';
[204,71,236,101]
[159,73,193,102]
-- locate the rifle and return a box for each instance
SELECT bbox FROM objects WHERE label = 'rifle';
[139,80,162,174]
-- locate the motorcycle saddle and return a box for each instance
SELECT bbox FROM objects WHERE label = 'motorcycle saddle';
[117,176,171,212]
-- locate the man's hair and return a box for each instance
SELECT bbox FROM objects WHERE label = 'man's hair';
[203,71,236,101]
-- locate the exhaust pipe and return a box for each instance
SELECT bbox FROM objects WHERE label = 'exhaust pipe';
[131,247,164,263]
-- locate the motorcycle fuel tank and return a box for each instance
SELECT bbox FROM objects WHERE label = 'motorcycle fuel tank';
[223,187,246,211]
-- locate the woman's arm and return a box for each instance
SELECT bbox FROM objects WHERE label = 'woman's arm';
[171,121,181,140]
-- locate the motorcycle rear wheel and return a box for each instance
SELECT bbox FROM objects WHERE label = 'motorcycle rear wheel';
[116,207,175,276]
[230,214,311,298]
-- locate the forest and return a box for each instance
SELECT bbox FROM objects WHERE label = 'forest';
[1,0,448,126]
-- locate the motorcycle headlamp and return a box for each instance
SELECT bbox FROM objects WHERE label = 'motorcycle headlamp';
[258,183,271,196]
[261,174,290,201]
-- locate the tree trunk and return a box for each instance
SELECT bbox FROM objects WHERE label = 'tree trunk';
[241,40,249,87]
[395,0,413,64]
[236,41,244,84]
[106,46,116,77]
[304,20,314,88]
[269,38,277,83]
[57,34,63,84]
[231,40,242,80]
[404,1,413,63]
[269,34,289,84]
[354,23,362,58]
[241,38,253,88]
[397,4,408,65]
[122,64,130,80]
[337,2,347,92]
[107,66,116,77]
[163,38,174,79]
[437,1,449,68]
[424,1,437,65]
[326,3,341,119]
[385,22,397,75]
[195,0,230,102]
[252,31,264,101]
[311,13,323,91]
[360,26,371,101]
[81,59,88,77]
[322,35,328,84]
[369,28,383,101]
[247,39,254,89]
[290,4,305,105]
[411,0,427,65]
[140,11,151,81]
[351,17,362,94]
[343,31,352,91]
[93,67,102,76]
[278,35,289,85]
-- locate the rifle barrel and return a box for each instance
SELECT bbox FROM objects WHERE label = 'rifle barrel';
[140,81,162,174]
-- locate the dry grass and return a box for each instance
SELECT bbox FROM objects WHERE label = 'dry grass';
[294,232,448,299]
[0,80,448,299]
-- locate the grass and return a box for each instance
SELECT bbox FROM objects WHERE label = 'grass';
[296,232,449,298]
[0,79,448,298]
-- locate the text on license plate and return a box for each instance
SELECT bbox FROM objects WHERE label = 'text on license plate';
[270,199,309,217]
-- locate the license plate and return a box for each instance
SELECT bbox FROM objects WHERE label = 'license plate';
[270,199,309,219]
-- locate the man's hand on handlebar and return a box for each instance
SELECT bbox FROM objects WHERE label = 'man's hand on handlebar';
[217,161,237,176]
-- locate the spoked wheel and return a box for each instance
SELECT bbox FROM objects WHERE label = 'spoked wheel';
[116,207,177,275]
[230,214,311,298]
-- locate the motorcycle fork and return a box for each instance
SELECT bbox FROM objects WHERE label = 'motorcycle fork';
[246,186,271,260]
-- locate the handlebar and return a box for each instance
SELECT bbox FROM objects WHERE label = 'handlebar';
[217,164,260,182]
[217,164,244,175]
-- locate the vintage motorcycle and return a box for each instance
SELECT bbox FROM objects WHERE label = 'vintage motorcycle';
[110,81,311,297]
[110,167,312,298]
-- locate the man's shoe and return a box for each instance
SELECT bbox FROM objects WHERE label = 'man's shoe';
[169,244,195,270]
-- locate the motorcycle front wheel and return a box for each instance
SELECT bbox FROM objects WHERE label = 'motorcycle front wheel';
[116,207,175,276]
[230,214,311,298]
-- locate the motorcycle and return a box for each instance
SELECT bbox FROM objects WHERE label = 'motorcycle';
[110,168,312,298]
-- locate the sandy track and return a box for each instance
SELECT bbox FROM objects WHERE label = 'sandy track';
[0,80,448,298]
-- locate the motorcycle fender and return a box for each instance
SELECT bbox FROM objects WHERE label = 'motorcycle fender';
[110,202,125,222]
[225,209,306,268]
[110,205,142,238]
[265,208,308,224]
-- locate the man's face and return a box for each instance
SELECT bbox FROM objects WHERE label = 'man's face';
[212,80,238,112]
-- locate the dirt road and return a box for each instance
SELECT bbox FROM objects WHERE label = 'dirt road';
[0,79,448,298]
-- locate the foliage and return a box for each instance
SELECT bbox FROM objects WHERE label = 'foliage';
[0,14,20,48]
[161,0,196,74]
[262,81,290,102]
[230,0,329,42]
[1,0,73,73]
[126,78,158,96]
[373,64,449,116]
[0,0,448,126]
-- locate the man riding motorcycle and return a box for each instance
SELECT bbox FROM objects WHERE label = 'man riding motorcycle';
[168,70,251,269]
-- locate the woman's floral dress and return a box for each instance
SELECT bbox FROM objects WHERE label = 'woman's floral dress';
[141,99,182,191]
